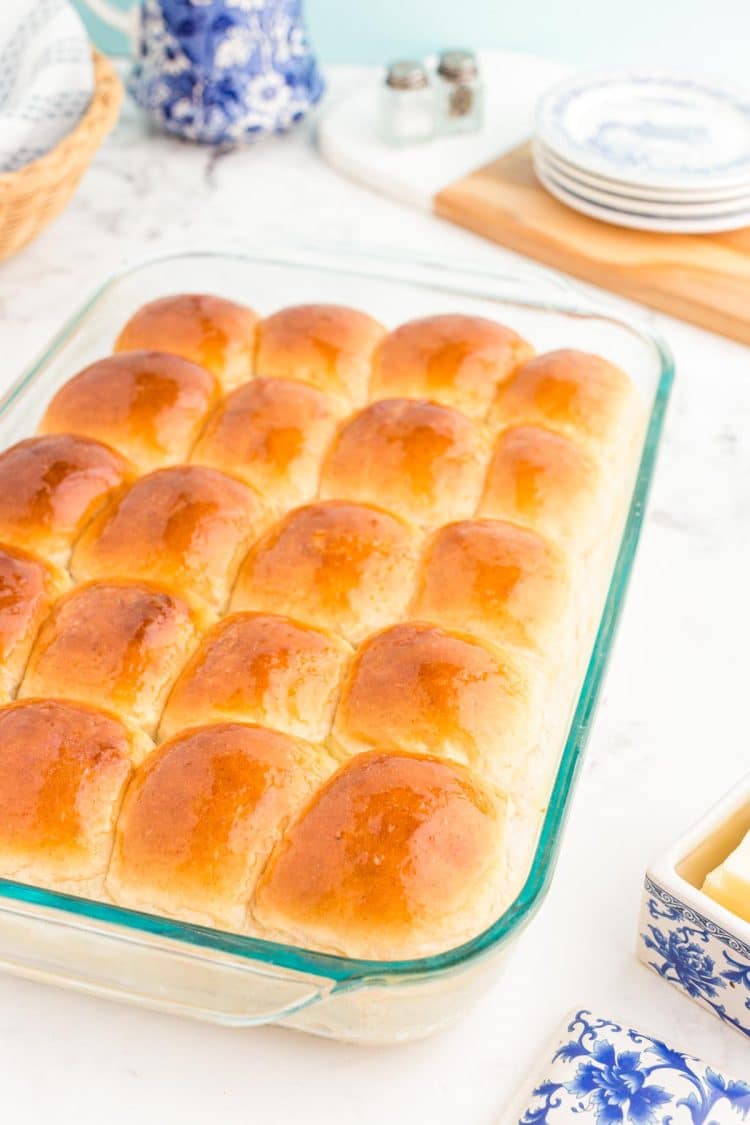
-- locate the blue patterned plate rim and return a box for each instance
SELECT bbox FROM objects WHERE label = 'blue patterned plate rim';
[511,1008,750,1124]
[536,68,750,191]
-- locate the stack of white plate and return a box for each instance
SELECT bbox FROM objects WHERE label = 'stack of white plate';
[533,70,750,233]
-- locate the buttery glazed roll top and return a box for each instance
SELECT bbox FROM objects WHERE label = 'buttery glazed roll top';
[0,544,66,702]
[230,500,417,642]
[411,518,571,653]
[0,288,644,962]
[319,397,487,527]
[20,580,203,735]
[370,314,533,420]
[255,304,386,406]
[115,293,257,390]
[253,750,511,960]
[479,425,604,547]
[40,351,220,472]
[331,622,538,791]
[160,611,351,743]
[0,698,149,897]
[71,465,265,611]
[190,377,338,512]
[0,434,130,566]
[107,723,332,932]
[489,349,641,455]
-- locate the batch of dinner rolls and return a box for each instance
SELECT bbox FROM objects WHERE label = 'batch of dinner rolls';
[0,293,644,960]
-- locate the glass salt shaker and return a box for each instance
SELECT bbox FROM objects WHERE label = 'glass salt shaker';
[436,49,483,135]
[379,60,436,146]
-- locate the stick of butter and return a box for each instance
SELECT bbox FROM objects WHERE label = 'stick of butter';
[702,830,750,922]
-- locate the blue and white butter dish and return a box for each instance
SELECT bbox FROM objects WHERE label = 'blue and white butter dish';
[0,0,94,173]
[505,1008,750,1124]
[638,772,750,1040]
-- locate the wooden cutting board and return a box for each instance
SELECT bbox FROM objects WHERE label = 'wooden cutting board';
[436,143,750,344]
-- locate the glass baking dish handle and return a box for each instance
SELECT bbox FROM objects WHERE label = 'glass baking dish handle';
[0,894,333,1026]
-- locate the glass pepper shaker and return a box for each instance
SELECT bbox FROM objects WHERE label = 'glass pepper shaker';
[436,49,483,135]
[379,60,436,146]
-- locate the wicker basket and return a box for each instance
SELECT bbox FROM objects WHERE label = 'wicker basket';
[0,51,123,262]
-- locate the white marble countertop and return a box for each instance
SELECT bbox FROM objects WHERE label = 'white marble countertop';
[1,65,749,1124]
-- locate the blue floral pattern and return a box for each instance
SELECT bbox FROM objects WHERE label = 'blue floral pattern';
[638,876,750,1037]
[519,1011,750,1124]
[128,0,324,143]
[539,73,750,180]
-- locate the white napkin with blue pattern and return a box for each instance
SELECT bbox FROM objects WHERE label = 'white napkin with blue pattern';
[0,0,94,173]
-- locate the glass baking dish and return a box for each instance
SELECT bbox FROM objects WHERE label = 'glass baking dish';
[0,248,673,1043]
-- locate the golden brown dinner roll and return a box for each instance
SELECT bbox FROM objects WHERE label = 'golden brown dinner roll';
[0,434,130,567]
[40,351,220,472]
[115,293,257,391]
[411,519,570,653]
[160,611,350,743]
[71,465,264,611]
[0,544,67,702]
[20,580,204,735]
[479,425,603,547]
[0,284,646,960]
[230,500,417,642]
[190,377,338,512]
[488,349,641,455]
[107,722,331,932]
[255,304,386,406]
[253,750,511,959]
[370,314,532,420]
[319,397,487,527]
[331,622,538,790]
[0,698,149,897]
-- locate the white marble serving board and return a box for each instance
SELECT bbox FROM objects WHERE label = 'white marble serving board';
[316,49,569,210]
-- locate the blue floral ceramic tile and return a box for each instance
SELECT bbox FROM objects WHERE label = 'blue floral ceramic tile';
[511,1009,750,1124]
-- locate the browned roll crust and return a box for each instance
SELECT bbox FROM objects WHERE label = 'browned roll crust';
[115,294,257,391]
[253,750,511,959]
[20,580,203,735]
[319,397,487,527]
[0,698,149,897]
[479,425,603,547]
[411,519,571,653]
[230,500,417,642]
[0,544,67,702]
[160,611,351,743]
[370,314,532,420]
[488,349,641,454]
[0,292,644,961]
[255,304,386,406]
[331,622,538,789]
[71,465,265,611]
[190,377,338,512]
[40,351,220,472]
[0,434,130,566]
[107,722,331,931]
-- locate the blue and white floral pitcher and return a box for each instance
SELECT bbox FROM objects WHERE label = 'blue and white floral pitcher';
[82,0,324,143]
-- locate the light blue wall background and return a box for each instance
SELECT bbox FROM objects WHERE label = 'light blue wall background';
[74,0,750,81]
